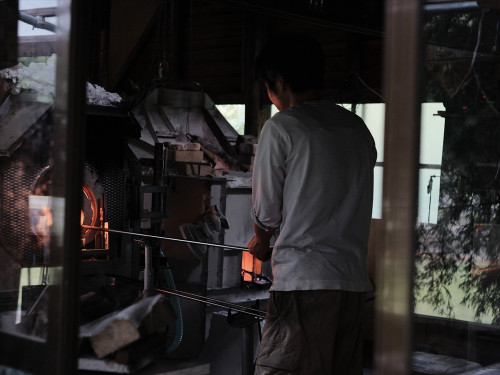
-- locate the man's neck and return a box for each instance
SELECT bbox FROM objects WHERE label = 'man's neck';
[288,89,321,108]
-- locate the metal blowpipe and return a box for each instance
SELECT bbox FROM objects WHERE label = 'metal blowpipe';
[81,224,250,252]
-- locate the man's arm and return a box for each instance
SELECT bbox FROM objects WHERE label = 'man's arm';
[247,222,275,261]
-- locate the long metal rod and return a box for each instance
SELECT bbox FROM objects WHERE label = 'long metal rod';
[81,224,250,252]
[110,274,266,319]
[83,225,269,318]
[156,287,267,319]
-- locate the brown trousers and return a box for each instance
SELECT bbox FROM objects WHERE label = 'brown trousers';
[254,290,364,375]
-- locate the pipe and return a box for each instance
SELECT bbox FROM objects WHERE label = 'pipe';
[144,243,153,293]
[163,264,184,352]
[242,325,256,375]
[19,12,56,32]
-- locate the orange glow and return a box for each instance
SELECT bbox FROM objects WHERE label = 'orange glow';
[29,195,53,238]
[241,251,262,282]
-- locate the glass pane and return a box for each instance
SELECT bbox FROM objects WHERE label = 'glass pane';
[358,103,385,219]
[418,103,445,224]
[0,0,80,373]
[414,5,500,373]
[1,0,58,342]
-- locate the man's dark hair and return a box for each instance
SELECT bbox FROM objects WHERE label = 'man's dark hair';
[255,34,325,94]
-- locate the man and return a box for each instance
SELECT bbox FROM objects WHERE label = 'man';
[247,34,377,375]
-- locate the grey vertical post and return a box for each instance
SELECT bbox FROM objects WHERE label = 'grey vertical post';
[375,0,422,374]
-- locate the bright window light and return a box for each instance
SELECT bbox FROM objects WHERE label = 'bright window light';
[216,104,245,135]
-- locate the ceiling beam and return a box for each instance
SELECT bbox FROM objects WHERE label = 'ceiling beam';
[108,0,162,89]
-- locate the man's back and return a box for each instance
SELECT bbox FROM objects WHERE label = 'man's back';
[252,99,377,291]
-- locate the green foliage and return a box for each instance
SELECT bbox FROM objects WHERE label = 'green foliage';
[415,124,500,322]
[416,9,500,324]
[18,56,50,66]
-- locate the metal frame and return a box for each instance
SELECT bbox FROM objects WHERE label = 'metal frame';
[47,0,88,373]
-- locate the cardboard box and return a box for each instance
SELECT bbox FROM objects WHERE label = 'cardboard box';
[173,162,212,176]
[170,142,201,151]
[168,150,204,163]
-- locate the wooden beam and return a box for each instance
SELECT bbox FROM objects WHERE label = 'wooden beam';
[108,0,162,89]
[18,35,56,57]
[0,0,18,69]
[374,0,422,374]
[21,7,56,17]
[166,0,191,82]
[477,0,500,8]
[243,13,268,137]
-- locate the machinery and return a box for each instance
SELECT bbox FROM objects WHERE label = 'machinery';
[0,78,270,373]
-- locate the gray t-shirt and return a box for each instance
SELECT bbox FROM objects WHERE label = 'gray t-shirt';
[251,100,376,292]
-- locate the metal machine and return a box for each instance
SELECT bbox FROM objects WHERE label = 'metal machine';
[0,80,269,373]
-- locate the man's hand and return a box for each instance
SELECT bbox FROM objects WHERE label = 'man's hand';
[248,235,272,261]
[247,222,275,261]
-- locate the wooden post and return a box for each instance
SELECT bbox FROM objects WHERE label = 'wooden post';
[243,13,269,137]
